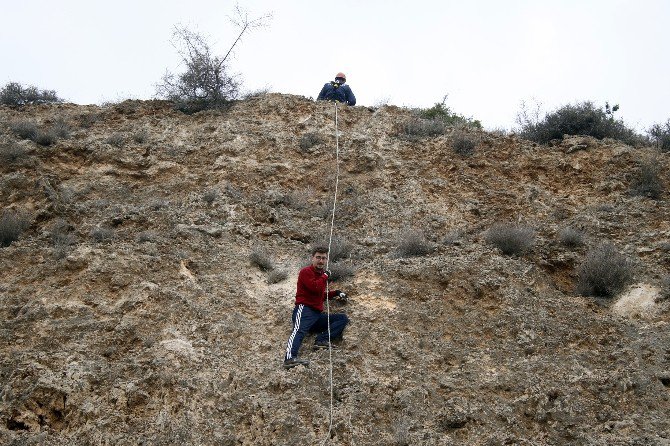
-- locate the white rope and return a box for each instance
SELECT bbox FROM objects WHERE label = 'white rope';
[322,100,341,445]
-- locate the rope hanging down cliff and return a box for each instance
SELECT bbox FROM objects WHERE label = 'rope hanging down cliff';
[322,100,341,444]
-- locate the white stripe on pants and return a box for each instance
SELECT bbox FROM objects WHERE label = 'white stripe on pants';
[285,304,304,359]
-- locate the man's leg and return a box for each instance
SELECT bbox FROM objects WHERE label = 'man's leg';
[314,313,349,345]
[285,304,319,360]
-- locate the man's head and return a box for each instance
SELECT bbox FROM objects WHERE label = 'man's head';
[310,246,329,270]
[335,72,346,84]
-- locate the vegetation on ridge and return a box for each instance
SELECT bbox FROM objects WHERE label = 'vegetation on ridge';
[516,101,641,145]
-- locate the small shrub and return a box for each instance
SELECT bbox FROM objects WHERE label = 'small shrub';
[267,270,288,284]
[419,97,481,129]
[282,189,310,211]
[314,201,332,220]
[313,237,353,262]
[250,247,274,271]
[0,82,62,106]
[11,121,38,140]
[373,97,390,108]
[51,118,71,139]
[34,130,58,146]
[393,417,410,446]
[486,223,535,255]
[90,226,114,243]
[328,262,355,282]
[148,199,170,211]
[299,132,323,151]
[0,143,28,165]
[78,113,100,129]
[106,133,125,147]
[202,188,219,205]
[51,219,76,259]
[648,120,670,152]
[132,129,149,143]
[224,183,244,201]
[395,229,434,258]
[137,231,157,243]
[0,211,30,247]
[660,276,670,301]
[11,121,61,145]
[443,230,462,245]
[517,101,640,145]
[577,243,632,297]
[451,133,477,156]
[401,118,446,139]
[330,238,353,262]
[630,159,663,199]
[558,227,585,248]
[243,87,271,100]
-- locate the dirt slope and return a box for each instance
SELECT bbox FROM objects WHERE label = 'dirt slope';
[1,94,669,445]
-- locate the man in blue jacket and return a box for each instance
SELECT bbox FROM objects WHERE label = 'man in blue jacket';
[317,72,356,106]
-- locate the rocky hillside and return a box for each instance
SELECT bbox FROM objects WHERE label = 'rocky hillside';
[1,94,669,445]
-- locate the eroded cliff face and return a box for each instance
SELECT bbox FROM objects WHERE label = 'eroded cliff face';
[1,94,669,445]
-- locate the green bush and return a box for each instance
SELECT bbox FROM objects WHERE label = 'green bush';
[661,276,670,301]
[325,237,353,262]
[419,99,481,129]
[106,133,125,147]
[558,227,585,248]
[518,101,640,145]
[250,247,274,271]
[0,211,30,247]
[51,118,71,139]
[202,188,219,205]
[34,130,58,146]
[267,270,288,284]
[51,219,76,259]
[648,120,670,151]
[11,121,38,140]
[327,262,355,282]
[299,132,323,151]
[401,118,446,139]
[395,229,434,258]
[402,98,481,139]
[10,120,62,146]
[132,129,149,143]
[90,226,114,244]
[486,223,535,255]
[0,82,62,106]
[0,143,28,165]
[630,159,663,199]
[451,133,477,156]
[577,243,632,297]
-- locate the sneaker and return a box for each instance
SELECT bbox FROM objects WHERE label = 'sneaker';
[283,357,309,369]
[313,341,339,350]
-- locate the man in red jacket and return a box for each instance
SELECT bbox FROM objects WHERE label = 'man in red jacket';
[284,246,349,369]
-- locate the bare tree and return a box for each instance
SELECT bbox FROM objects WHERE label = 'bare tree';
[156,5,271,113]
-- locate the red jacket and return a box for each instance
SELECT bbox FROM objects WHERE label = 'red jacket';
[295,265,338,312]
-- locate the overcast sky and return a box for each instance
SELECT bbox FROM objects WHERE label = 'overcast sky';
[2,0,668,131]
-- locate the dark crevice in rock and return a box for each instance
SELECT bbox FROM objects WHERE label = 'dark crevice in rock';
[7,418,29,431]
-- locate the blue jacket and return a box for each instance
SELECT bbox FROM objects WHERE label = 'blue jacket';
[317,81,356,106]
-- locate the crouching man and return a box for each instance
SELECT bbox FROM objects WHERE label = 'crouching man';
[283,246,349,369]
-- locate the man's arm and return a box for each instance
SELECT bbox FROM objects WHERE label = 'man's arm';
[344,86,356,106]
[317,83,329,101]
